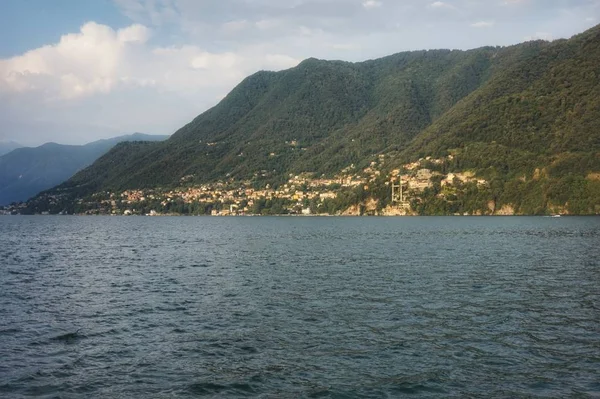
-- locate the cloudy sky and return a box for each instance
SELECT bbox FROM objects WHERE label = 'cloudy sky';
[0,0,598,146]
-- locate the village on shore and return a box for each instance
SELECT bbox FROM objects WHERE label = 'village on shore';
[1,154,508,216]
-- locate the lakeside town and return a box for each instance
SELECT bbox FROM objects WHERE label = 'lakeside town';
[1,155,498,216]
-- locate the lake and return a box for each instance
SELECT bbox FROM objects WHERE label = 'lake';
[1,216,599,397]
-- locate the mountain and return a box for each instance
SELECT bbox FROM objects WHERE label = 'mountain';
[26,25,600,215]
[0,133,169,205]
[0,141,22,157]
[36,46,537,190]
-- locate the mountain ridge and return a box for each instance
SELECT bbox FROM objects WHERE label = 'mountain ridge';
[0,141,22,157]
[24,24,600,215]
[0,133,169,205]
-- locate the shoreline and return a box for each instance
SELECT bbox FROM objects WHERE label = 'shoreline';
[2,213,594,217]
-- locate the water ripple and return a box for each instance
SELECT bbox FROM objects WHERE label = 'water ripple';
[0,216,599,397]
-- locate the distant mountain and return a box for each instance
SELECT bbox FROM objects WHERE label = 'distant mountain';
[0,141,22,157]
[28,24,600,215]
[0,133,168,205]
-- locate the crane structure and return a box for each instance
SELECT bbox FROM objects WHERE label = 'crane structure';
[391,176,411,209]
[391,176,404,203]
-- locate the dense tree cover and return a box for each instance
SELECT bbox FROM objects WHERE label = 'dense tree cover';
[28,24,600,214]
[392,26,600,214]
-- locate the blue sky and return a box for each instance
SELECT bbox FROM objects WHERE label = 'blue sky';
[0,1,127,58]
[0,0,598,145]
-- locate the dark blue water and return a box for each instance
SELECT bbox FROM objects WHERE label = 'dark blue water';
[0,216,599,398]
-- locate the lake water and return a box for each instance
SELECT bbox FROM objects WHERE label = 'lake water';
[0,216,599,398]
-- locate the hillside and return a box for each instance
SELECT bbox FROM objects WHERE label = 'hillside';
[25,25,600,215]
[40,45,543,189]
[0,133,169,205]
[395,26,600,214]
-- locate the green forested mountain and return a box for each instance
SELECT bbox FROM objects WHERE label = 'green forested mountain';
[0,133,168,205]
[398,26,600,214]
[27,24,600,215]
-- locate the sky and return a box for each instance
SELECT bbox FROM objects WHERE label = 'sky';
[0,0,598,146]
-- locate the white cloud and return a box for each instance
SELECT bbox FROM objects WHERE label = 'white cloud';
[471,21,495,28]
[117,24,152,42]
[428,1,454,9]
[0,22,298,102]
[362,0,382,9]
[0,22,147,99]
[0,19,303,143]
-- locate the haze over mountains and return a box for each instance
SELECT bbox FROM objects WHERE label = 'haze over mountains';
[0,141,22,157]
[27,24,600,215]
[0,133,168,205]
